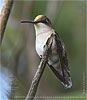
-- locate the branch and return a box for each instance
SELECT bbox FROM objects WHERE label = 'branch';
[0,0,14,45]
[25,36,53,100]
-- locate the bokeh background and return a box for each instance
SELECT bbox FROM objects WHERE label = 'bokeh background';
[0,0,86,100]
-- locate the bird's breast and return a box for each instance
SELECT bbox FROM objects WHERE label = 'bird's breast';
[36,32,52,57]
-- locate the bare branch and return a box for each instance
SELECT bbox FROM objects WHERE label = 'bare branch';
[25,36,53,100]
[0,0,14,45]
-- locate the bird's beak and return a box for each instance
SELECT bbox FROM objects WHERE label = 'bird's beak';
[21,20,40,24]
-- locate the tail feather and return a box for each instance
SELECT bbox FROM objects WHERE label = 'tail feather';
[48,64,72,88]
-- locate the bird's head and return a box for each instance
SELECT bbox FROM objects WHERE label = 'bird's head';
[21,15,52,28]
[21,15,53,35]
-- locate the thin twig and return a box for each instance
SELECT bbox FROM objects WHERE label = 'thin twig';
[0,0,14,45]
[25,36,53,100]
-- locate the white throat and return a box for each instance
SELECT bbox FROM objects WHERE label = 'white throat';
[34,23,52,36]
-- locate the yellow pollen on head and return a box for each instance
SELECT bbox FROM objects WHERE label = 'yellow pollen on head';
[34,15,45,21]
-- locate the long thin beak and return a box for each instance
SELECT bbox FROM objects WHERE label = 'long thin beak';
[21,20,40,24]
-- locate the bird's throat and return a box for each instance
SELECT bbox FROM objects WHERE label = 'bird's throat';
[34,23,52,36]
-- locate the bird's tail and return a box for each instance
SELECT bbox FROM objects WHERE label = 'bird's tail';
[48,65,72,88]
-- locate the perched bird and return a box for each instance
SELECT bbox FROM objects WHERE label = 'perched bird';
[21,15,72,88]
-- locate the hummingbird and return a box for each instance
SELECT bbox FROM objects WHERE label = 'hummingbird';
[21,15,72,88]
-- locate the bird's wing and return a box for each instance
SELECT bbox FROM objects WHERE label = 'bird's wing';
[47,32,72,88]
